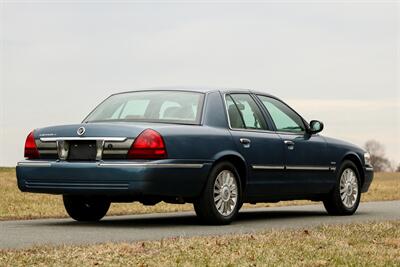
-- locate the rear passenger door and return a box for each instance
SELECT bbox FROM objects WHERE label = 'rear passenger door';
[225,93,285,197]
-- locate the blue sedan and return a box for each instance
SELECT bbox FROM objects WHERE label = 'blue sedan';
[17,88,374,224]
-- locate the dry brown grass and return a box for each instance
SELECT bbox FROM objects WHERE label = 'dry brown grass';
[1,167,399,221]
[0,221,399,266]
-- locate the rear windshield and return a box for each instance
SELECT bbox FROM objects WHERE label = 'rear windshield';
[84,91,204,124]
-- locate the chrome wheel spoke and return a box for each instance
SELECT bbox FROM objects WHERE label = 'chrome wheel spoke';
[214,194,221,202]
[228,198,235,209]
[223,202,228,215]
[215,182,221,190]
[216,199,223,209]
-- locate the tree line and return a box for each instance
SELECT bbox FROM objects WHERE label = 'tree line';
[364,140,399,172]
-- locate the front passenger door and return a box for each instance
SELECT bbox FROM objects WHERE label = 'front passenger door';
[256,95,333,195]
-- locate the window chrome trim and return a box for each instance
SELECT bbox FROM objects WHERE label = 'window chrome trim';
[275,131,307,136]
[255,94,309,134]
[223,93,275,134]
[40,137,127,142]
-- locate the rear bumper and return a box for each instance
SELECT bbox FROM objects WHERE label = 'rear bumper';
[361,166,374,193]
[16,160,212,197]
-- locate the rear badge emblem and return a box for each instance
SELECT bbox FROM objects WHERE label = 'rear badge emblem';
[77,127,86,136]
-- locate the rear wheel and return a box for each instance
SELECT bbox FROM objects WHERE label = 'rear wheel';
[194,162,241,225]
[323,160,361,215]
[63,195,110,222]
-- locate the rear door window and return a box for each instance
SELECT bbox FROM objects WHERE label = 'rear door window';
[225,94,267,130]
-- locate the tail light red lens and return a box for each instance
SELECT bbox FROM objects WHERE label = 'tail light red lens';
[24,131,40,159]
[128,129,167,159]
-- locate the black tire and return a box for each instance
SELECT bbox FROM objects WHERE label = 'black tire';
[323,160,361,215]
[63,195,110,222]
[194,161,241,225]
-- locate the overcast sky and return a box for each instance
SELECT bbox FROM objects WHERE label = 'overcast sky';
[0,1,399,166]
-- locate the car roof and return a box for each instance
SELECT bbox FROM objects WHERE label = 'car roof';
[113,86,276,98]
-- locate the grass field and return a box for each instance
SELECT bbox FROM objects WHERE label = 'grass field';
[0,221,399,266]
[1,167,399,221]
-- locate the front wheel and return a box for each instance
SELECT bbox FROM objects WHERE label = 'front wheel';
[63,195,110,222]
[194,161,241,225]
[323,160,361,215]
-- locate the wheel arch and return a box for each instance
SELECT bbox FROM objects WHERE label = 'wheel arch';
[211,151,248,193]
[340,152,365,187]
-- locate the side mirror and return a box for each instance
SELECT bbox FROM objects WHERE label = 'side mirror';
[309,120,324,134]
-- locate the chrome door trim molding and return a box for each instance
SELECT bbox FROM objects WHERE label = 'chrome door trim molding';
[286,166,331,171]
[252,165,335,171]
[365,167,374,172]
[252,165,285,170]
[40,137,128,142]
[98,163,204,168]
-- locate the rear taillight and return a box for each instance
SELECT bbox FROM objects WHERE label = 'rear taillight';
[128,129,167,159]
[24,130,40,159]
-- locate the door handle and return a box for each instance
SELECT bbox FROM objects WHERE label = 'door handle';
[240,138,251,148]
[284,140,295,150]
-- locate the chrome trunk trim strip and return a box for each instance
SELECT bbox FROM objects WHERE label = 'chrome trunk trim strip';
[37,150,58,154]
[102,150,128,155]
[40,137,127,142]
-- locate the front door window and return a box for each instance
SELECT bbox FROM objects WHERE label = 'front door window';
[257,96,305,133]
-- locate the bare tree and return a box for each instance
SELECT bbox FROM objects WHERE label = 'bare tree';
[364,140,391,172]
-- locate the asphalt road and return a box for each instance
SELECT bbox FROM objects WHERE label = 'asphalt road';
[1,200,399,249]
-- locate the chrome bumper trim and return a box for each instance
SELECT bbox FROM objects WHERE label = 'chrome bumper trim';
[98,163,204,168]
[18,161,204,169]
[17,161,52,167]
[365,167,374,172]
[40,137,127,142]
